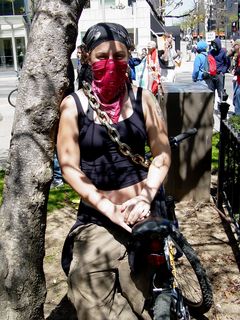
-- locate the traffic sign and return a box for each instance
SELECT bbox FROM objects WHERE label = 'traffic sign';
[206,31,216,43]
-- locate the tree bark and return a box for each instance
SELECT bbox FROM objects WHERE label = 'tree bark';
[0,1,84,319]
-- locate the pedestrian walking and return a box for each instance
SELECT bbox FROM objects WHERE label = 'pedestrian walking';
[209,38,230,99]
[135,40,161,96]
[232,39,240,115]
[192,40,213,91]
[186,41,192,62]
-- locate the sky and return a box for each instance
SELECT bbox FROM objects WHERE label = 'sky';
[165,0,196,26]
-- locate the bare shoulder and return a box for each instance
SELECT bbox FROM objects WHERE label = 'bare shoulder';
[141,89,165,121]
[60,94,76,113]
[60,90,87,115]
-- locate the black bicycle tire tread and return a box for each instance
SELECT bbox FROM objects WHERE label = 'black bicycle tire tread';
[153,292,172,320]
[170,229,213,315]
[8,88,18,107]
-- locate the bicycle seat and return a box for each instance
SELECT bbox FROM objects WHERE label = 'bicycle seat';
[132,217,172,239]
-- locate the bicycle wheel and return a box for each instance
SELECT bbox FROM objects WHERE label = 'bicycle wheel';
[8,88,18,107]
[153,291,173,320]
[169,229,213,316]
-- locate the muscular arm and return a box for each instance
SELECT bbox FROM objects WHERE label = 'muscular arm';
[140,91,171,202]
[121,90,171,224]
[57,95,131,232]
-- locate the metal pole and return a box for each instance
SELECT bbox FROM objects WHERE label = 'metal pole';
[102,0,105,22]
[11,25,18,71]
[216,92,230,209]
[11,0,15,15]
[133,1,137,45]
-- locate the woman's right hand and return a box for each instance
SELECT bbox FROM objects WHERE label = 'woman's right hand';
[109,205,132,233]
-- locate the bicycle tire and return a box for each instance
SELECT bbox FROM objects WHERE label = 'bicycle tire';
[169,229,213,316]
[8,88,18,107]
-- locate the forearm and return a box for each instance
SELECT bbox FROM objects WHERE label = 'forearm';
[61,165,114,216]
[140,153,171,203]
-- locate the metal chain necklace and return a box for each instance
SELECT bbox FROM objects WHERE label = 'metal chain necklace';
[82,81,151,169]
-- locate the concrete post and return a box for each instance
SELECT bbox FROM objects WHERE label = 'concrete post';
[161,81,214,202]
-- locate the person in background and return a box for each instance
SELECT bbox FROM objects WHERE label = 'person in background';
[140,47,147,60]
[192,41,197,56]
[146,40,161,95]
[209,38,230,99]
[232,39,240,115]
[77,44,92,89]
[128,48,141,83]
[174,49,182,69]
[58,22,171,319]
[51,153,64,188]
[159,33,180,82]
[186,41,192,62]
[192,40,213,91]
[76,45,82,76]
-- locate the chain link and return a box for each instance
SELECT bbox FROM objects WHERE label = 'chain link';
[82,81,151,169]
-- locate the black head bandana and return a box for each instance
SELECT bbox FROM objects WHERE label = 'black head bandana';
[82,22,133,52]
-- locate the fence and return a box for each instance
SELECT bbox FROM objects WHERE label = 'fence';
[217,111,240,237]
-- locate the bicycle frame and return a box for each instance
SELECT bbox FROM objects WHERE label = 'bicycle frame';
[130,217,190,319]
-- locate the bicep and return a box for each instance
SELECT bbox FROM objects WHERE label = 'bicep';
[143,91,171,159]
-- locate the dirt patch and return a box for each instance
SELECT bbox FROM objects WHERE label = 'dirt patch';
[44,197,240,320]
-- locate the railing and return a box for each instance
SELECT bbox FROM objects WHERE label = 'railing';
[216,100,240,237]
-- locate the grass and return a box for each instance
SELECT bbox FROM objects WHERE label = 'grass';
[47,183,79,213]
[211,132,220,172]
[228,115,240,132]
[0,170,79,213]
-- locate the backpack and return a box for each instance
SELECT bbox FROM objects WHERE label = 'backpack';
[201,53,217,79]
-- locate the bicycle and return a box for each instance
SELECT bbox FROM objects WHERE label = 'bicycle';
[129,129,213,320]
[8,70,20,107]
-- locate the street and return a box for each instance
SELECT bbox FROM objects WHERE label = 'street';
[0,71,17,169]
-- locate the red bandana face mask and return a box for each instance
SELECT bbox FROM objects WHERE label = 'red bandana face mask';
[91,59,128,123]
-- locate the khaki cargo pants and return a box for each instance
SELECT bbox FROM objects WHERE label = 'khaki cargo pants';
[67,223,152,320]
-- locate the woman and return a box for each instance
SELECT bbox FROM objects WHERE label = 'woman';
[57,22,171,319]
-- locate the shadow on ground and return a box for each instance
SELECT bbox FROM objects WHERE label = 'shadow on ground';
[46,295,77,320]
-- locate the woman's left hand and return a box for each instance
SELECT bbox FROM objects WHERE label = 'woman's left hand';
[121,196,151,225]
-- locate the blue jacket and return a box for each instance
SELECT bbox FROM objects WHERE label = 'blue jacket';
[192,52,207,81]
[210,38,230,74]
[128,57,141,80]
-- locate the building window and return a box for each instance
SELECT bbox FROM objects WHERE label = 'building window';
[84,0,91,8]
[0,37,25,70]
[0,38,13,69]
[0,0,25,16]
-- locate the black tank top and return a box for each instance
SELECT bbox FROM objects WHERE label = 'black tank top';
[71,85,148,190]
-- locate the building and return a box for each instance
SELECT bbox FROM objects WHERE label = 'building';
[76,0,165,51]
[0,0,28,70]
[0,0,167,71]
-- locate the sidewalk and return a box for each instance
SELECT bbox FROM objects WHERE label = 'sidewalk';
[0,71,16,170]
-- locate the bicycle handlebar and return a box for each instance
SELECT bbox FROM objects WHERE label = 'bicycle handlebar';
[169,128,197,148]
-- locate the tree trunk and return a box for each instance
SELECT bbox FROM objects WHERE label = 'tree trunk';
[0,1,84,319]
